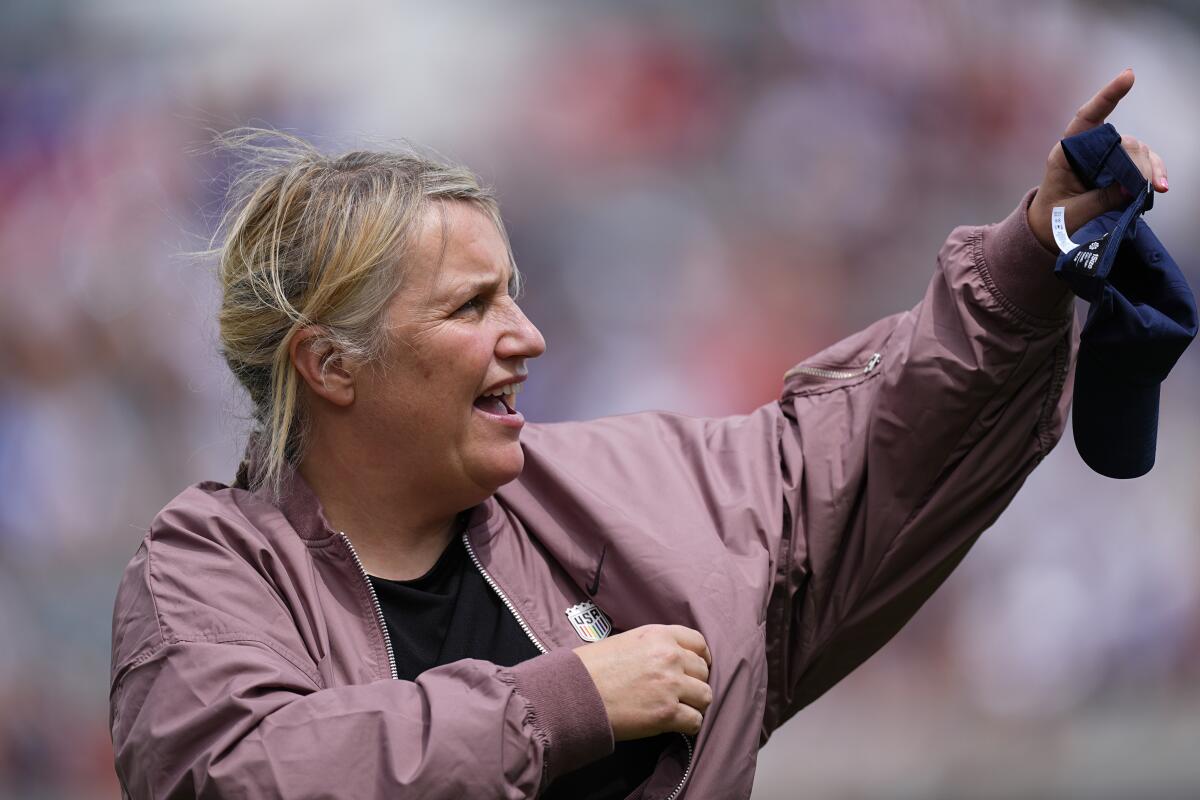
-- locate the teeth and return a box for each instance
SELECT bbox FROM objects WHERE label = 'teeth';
[483,383,522,398]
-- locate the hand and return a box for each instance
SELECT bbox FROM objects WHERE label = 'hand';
[574,624,712,741]
[1028,68,1169,252]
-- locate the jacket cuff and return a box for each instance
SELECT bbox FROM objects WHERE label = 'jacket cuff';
[506,648,614,782]
[980,187,1072,320]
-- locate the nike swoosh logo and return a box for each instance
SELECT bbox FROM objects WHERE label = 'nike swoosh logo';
[586,545,607,597]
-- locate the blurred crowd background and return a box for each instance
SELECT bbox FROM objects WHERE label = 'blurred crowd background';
[3,1,1199,797]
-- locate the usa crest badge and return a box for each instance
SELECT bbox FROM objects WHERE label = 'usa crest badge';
[565,601,612,642]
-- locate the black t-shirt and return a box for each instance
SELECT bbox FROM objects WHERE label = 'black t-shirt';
[369,533,667,799]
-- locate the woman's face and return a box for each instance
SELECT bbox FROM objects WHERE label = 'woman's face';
[353,201,546,505]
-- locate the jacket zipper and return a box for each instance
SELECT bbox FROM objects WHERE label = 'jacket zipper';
[787,351,881,380]
[341,529,693,795]
[461,532,547,653]
[664,734,694,800]
[340,532,399,681]
[462,532,694,800]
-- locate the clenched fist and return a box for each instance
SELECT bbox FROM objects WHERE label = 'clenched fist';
[574,624,712,741]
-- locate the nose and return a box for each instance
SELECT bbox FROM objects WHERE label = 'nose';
[496,299,546,361]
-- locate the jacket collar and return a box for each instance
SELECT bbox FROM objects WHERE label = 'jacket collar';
[249,461,340,542]
[237,437,506,545]
[463,495,506,546]
[235,437,336,541]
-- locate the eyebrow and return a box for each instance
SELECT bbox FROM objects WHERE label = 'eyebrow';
[444,267,520,300]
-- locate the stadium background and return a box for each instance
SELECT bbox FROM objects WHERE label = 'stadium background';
[3,1,1199,797]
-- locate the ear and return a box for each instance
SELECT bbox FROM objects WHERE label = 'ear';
[290,327,355,407]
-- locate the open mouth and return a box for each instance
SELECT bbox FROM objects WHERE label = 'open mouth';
[473,382,521,416]
[473,394,515,415]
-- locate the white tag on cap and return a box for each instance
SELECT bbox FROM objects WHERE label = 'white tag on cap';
[1051,206,1078,254]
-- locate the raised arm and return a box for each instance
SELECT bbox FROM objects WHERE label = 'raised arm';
[506,72,1169,747]
[765,68,1169,733]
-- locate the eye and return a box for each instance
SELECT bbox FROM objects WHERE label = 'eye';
[453,295,486,316]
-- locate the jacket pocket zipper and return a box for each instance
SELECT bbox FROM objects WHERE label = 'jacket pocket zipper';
[786,351,881,380]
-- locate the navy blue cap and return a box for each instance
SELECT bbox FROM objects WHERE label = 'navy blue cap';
[1053,123,1197,479]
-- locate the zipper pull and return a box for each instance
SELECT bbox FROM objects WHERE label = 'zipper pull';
[863,352,882,374]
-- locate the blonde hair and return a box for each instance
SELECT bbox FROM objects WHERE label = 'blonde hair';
[212,129,512,496]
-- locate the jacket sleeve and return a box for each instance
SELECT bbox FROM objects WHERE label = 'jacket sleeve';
[760,188,1076,736]
[515,189,1075,744]
[109,517,613,798]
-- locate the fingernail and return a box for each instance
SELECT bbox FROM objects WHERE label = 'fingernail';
[1162,177,1169,190]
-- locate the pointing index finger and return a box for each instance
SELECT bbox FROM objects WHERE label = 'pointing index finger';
[1064,68,1134,137]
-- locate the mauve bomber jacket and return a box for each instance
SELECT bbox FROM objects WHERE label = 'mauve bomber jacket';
[110,190,1078,799]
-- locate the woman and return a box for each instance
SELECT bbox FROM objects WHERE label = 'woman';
[110,70,1168,798]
